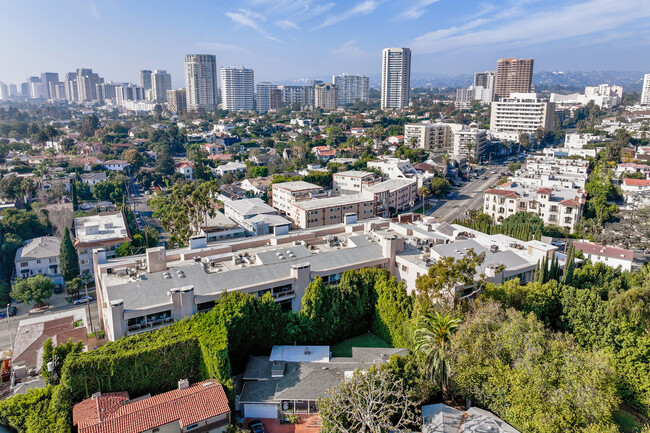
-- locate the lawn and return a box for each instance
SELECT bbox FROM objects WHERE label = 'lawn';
[613,404,650,433]
[330,333,392,358]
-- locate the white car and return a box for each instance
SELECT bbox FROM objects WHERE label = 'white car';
[73,295,93,305]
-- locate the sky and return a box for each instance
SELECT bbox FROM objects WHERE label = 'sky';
[1,0,650,87]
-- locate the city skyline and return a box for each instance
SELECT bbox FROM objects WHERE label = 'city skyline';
[2,0,650,87]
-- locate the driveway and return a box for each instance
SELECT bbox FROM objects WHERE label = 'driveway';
[243,415,321,433]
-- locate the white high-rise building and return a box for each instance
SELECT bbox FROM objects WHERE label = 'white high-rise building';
[140,70,152,91]
[641,74,650,106]
[64,72,78,102]
[184,54,218,112]
[332,74,369,105]
[490,93,555,141]
[0,82,9,100]
[220,67,254,111]
[151,70,172,102]
[256,82,278,114]
[381,48,411,110]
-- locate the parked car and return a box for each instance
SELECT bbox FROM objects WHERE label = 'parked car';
[248,420,266,433]
[8,306,17,317]
[73,295,93,305]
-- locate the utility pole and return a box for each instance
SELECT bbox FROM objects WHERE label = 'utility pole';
[6,304,13,351]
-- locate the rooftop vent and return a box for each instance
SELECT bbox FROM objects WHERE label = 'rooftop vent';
[304,347,311,355]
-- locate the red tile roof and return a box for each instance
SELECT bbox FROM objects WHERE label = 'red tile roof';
[573,241,634,261]
[73,380,230,433]
[485,188,519,198]
[537,188,553,194]
[623,178,650,186]
[559,199,581,206]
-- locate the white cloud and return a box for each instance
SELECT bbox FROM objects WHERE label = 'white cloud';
[197,42,252,54]
[276,19,300,30]
[225,9,280,42]
[329,40,375,59]
[317,0,379,29]
[409,0,650,54]
[398,0,441,21]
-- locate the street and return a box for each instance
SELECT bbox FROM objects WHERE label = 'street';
[429,165,504,222]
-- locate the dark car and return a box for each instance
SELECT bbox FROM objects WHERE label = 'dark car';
[8,306,17,317]
[248,420,266,433]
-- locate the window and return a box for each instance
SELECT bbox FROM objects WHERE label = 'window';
[36,259,41,264]
[401,264,408,272]
[21,262,28,268]
[185,423,199,431]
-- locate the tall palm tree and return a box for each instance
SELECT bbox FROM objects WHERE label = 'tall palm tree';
[414,312,461,399]
[419,186,429,215]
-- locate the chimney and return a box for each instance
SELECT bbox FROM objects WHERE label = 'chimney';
[146,246,167,273]
[178,379,190,390]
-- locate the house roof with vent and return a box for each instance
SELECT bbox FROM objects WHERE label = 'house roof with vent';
[15,236,61,262]
[573,241,634,262]
[240,346,406,404]
[72,380,229,433]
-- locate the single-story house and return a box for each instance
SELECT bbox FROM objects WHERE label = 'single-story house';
[239,345,406,419]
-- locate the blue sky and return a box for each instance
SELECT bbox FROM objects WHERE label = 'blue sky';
[1,0,650,87]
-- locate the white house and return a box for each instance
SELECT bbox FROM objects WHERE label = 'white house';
[174,161,194,180]
[103,160,129,171]
[215,161,246,176]
[573,241,634,271]
[79,172,108,190]
[14,236,64,287]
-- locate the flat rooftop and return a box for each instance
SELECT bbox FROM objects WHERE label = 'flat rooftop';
[73,211,130,246]
[290,193,374,210]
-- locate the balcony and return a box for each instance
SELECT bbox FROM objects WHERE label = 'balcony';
[127,318,174,334]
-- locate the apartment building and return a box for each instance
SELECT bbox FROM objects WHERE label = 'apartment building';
[381,47,411,109]
[74,212,131,275]
[221,67,254,111]
[404,123,459,152]
[494,58,534,101]
[365,178,417,217]
[14,236,64,287]
[332,170,378,194]
[314,83,338,110]
[550,84,624,109]
[483,183,586,231]
[271,181,326,214]
[91,218,556,340]
[150,70,172,102]
[332,73,369,105]
[256,82,278,114]
[489,93,555,141]
[367,158,419,180]
[453,127,488,160]
[641,73,650,106]
[166,88,187,114]
[184,54,218,111]
[288,194,376,228]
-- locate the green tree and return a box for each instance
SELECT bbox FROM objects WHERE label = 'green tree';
[429,177,451,196]
[41,338,84,386]
[247,166,268,178]
[562,244,576,285]
[11,275,54,307]
[414,311,461,398]
[415,249,485,312]
[318,367,418,433]
[59,228,79,282]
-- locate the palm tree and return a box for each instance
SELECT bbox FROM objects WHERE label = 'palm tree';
[419,186,429,215]
[414,312,461,399]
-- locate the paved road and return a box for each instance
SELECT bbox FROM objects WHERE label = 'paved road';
[429,166,505,222]
[0,294,101,354]
[126,178,167,245]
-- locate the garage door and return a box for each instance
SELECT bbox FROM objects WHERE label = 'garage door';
[244,404,278,419]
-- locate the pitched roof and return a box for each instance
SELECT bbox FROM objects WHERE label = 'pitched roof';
[623,178,650,186]
[225,198,276,216]
[537,187,553,194]
[15,236,61,261]
[573,241,634,261]
[559,198,581,206]
[484,188,519,198]
[73,380,230,433]
[422,403,520,433]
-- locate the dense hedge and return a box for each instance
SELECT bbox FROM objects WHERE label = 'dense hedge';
[0,269,415,433]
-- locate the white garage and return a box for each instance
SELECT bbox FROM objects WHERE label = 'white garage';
[243,403,279,419]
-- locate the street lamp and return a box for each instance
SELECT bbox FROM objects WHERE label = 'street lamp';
[6,304,13,351]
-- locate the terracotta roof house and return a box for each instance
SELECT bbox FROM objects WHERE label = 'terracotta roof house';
[573,241,634,271]
[73,379,231,433]
[12,315,88,384]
